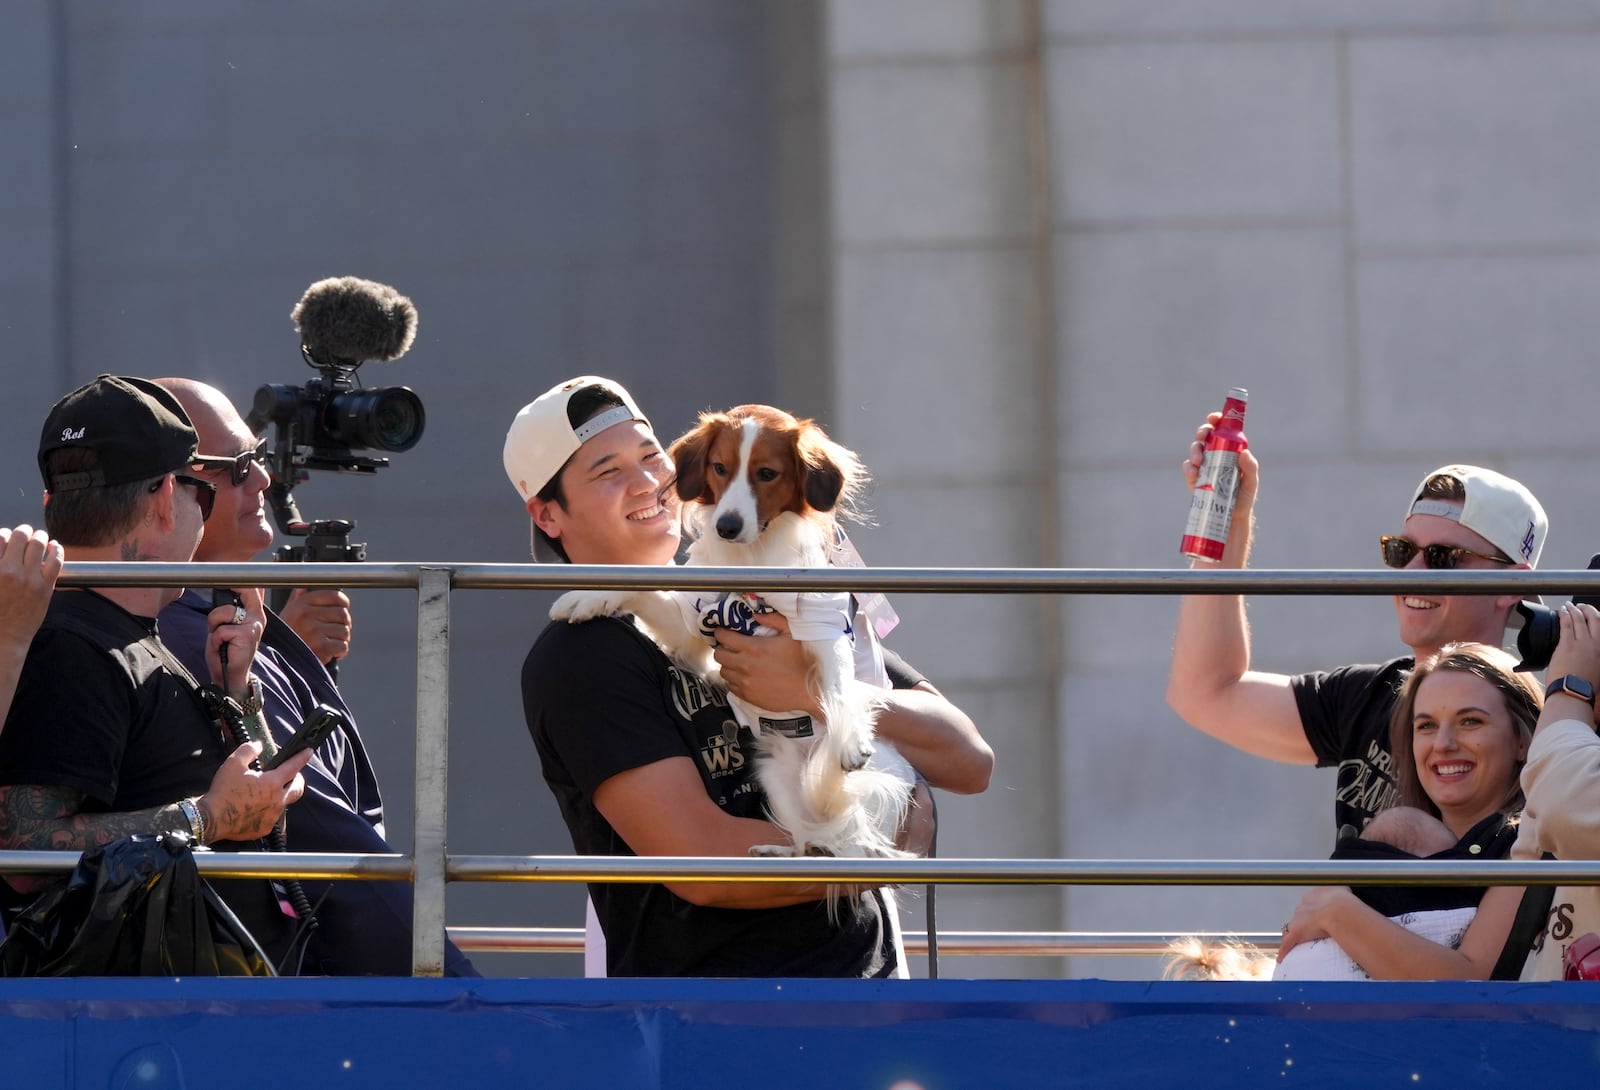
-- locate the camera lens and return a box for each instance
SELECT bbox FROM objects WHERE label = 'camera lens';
[327,386,426,452]
[1513,600,1560,673]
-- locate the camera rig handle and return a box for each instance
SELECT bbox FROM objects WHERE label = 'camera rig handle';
[268,519,366,614]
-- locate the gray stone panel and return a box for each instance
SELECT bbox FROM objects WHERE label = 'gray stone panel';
[1061,669,1329,858]
[1057,228,1347,463]
[1059,667,1330,980]
[1351,35,1600,248]
[831,60,1034,245]
[848,481,1050,683]
[356,140,649,262]
[1050,40,1341,225]
[834,248,1042,481]
[829,0,1033,60]
[202,153,368,264]
[916,677,1061,979]
[67,29,214,148]
[0,1,49,105]
[1045,0,1600,36]
[643,130,767,258]
[571,261,769,402]
[69,152,218,272]
[0,107,52,242]
[937,681,1058,854]
[1356,256,1600,454]
[0,277,59,526]
[212,24,561,146]
[774,104,825,309]
[852,477,1046,565]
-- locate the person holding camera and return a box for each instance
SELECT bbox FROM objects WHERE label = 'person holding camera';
[1168,415,1548,843]
[1274,613,1600,981]
[1502,602,1600,979]
[151,378,475,976]
[506,376,991,978]
[0,525,62,731]
[0,375,312,962]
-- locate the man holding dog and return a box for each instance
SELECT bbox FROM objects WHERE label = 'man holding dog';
[0,375,312,962]
[1166,414,1548,843]
[506,376,991,977]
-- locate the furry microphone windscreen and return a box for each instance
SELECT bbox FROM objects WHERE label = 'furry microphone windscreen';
[291,276,418,369]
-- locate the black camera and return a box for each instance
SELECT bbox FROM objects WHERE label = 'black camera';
[244,277,424,632]
[249,369,424,474]
[244,276,425,539]
[1512,554,1600,672]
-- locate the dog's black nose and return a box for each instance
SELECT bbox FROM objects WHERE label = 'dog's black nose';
[716,513,743,540]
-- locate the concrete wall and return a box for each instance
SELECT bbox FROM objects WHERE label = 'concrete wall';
[820,0,1060,976]
[9,0,1600,981]
[823,0,1600,978]
[0,0,779,978]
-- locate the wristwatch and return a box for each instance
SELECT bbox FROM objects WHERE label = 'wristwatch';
[1545,674,1596,707]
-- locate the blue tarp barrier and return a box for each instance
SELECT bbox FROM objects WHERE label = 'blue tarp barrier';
[2,978,1598,1088]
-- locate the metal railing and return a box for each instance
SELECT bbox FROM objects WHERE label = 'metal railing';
[44,561,1600,976]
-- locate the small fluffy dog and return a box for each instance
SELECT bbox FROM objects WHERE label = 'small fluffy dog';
[552,404,914,866]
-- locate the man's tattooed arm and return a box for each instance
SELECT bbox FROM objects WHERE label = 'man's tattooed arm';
[0,784,182,851]
[0,784,189,894]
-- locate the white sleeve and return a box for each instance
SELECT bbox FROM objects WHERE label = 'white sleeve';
[1519,718,1600,861]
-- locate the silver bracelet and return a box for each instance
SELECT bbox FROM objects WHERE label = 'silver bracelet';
[177,797,208,847]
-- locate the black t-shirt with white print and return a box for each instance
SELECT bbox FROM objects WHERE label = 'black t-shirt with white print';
[1292,656,1413,845]
[521,614,896,978]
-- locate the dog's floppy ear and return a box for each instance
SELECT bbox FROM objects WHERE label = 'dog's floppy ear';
[669,414,720,504]
[804,458,845,512]
[798,421,860,514]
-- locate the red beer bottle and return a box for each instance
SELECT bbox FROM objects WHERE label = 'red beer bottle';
[1180,388,1249,562]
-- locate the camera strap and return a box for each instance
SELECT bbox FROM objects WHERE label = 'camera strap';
[1491,854,1556,980]
[143,631,324,958]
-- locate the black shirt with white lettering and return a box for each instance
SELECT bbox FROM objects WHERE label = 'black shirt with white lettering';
[521,614,895,978]
[1293,656,1413,845]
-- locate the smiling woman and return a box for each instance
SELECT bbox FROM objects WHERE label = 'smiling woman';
[1173,643,1545,981]
[1266,644,1543,980]
[1390,643,1540,838]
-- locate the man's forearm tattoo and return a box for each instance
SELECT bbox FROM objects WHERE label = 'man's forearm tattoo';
[0,784,181,851]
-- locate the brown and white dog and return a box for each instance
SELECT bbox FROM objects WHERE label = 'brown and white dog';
[551,404,913,867]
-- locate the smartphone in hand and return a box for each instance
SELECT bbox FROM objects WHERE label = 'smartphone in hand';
[262,704,345,771]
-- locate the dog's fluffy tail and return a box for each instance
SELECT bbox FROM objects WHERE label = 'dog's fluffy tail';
[1162,936,1276,982]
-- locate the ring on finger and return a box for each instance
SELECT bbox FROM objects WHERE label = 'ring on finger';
[231,605,247,626]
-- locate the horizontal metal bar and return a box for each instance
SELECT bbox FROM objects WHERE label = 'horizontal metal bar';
[0,850,412,880]
[51,560,1600,596]
[919,931,1282,958]
[446,855,1600,887]
[57,562,424,588]
[5,850,1590,887]
[444,926,1282,958]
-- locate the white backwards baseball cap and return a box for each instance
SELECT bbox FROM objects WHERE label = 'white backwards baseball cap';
[503,376,650,562]
[1406,464,1548,570]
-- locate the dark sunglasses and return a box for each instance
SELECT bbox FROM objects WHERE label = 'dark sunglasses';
[192,438,268,487]
[172,475,216,522]
[1380,534,1512,570]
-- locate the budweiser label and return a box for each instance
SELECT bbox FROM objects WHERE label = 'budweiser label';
[1181,449,1240,560]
